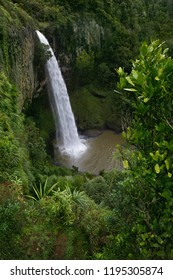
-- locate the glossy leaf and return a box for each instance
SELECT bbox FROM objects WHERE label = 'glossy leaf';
[165,159,170,170]
[154,163,160,174]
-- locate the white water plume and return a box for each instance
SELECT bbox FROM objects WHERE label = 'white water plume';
[36,30,87,157]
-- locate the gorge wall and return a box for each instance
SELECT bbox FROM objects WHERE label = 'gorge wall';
[1,0,173,137]
[0,1,35,107]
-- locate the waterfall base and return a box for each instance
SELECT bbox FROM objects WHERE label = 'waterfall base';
[54,130,125,175]
[57,138,87,158]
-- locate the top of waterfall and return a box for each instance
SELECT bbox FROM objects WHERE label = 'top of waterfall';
[36,30,54,55]
[36,30,49,46]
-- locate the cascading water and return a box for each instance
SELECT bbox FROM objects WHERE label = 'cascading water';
[36,30,86,156]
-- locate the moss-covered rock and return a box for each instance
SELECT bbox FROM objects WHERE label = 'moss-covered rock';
[71,86,121,131]
[26,90,55,153]
[0,0,35,107]
[106,113,122,133]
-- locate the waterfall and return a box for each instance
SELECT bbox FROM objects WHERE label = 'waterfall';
[36,30,86,156]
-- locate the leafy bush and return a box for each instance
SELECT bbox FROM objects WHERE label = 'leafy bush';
[34,41,52,71]
[0,199,24,259]
[25,119,48,175]
[80,199,112,253]
[26,178,58,201]
[0,72,31,187]
[82,176,108,204]
[101,41,173,259]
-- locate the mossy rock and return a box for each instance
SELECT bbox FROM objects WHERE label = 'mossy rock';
[71,86,121,131]
[106,113,122,133]
[25,90,55,152]
[71,87,105,130]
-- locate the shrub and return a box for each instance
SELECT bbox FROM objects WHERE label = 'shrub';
[0,199,24,259]
[102,41,173,259]
[82,176,108,204]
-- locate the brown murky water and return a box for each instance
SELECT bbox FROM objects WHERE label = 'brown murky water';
[55,130,125,174]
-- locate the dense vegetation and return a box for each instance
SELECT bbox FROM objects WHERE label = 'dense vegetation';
[0,0,173,259]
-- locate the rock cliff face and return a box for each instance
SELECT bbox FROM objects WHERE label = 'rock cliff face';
[0,1,35,108]
[53,15,108,80]
[10,28,35,106]
[72,17,105,52]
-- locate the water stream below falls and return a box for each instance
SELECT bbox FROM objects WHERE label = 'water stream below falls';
[54,130,125,174]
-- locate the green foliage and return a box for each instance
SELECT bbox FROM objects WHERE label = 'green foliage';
[25,88,55,150]
[80,199,111,253]
[26,178,58,201]
[0,72,17,115]
[20,174,111,259]
[117,40,173,159]
[71,86,118,130]
[75,50,95,85]
[63,228,89,259]
[19,200,57,259]
[25,119,48,175]
[0,72,31,187]
[103,40,173,259]
[82,176,108,204]
[49,186,89,225]
[97,62,114,86]
[0,200,23,259]
[34,41,52,70]
[0,182,24,259]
